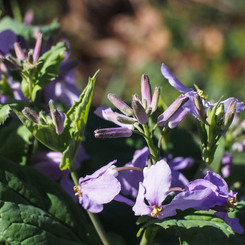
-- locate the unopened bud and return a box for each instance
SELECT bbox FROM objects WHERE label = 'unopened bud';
[14,43,25,60]
[222,100,236,133]
[141,74,152,109]
[194,94,206,123]
[157,94,188,126]
[49,100,64,135]
[1,57,18,70]
[22,107,39,123]
[116,115,137,124]
[94,127,132,138]
[33,32,42,63]
[107,93,133,116]
[215,103,224,126]
[151,87,160,113]
[132,99,148,124]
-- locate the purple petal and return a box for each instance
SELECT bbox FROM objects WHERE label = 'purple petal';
[169,157,194,170]
[168,107,189,128]
[214,211,244,234]
[143,160,172,206]
[133,183,152,216]
[114,194,134,206]
[94,127,132,138]
[161,63,192,93]
[204,171,229,195]
[0,30,17,54]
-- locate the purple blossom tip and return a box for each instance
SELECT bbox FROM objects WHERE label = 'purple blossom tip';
[107,93,133,116]
[94,127,132,138]
[157,94,189,127]
[33,32,42,63]
[141,74,152,109]
[132,99,149,124]
[14,43,25,60]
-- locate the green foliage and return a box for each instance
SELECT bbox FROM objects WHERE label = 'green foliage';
[0,104,11,125]
[0,16,59,41]
[21,41,67,101]
[60,70,99,170]
[138,205,245,245]
[0,156,100,245]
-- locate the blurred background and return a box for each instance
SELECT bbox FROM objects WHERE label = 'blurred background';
[2,0,245,108]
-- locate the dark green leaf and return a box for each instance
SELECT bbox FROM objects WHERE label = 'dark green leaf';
[0,156,100,244]
[60,70,99,170]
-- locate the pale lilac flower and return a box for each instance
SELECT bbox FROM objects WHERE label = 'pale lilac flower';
[132,160,172,217]
[33,146,89,202]
[75,160,121,213]
[161,63,245,122]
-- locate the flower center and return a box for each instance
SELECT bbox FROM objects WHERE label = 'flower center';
[151,205,163,217]
[73,185,82,197]
[227,197,237,209]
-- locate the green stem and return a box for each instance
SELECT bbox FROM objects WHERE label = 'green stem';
[143,124,158,164]
[70,169,111,245]
[139,228,157,245]
[10,0,22,22]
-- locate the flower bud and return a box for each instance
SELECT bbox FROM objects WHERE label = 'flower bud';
[132,99,149,124]
[215,103,224,124]
[22,107,39,123]
[49,100,64,135]
[33,32,42,63]
[222,100,236,134]
[194,94,206,123]
[116,115,137,124]
[94,127,132,138]
[107,93,133,116]
[157,94,188,126]
[14,43,25,60]
[151,87,160,113]
[141,74,152,109]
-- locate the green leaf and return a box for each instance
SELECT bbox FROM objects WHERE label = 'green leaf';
[0,16,59,41]
[60,70,99,170]
[140,208,245,245]
[0,119,32,164]
[0,156,100,244]
[0,104,11,125]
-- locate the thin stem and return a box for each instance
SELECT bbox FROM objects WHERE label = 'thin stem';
[157,126,168,158]
[139,228,157,245]
[10,0,22,22]
[70,168,111,245]
[143,124,158,164]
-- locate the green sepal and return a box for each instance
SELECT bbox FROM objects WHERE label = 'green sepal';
[60,70,99,170]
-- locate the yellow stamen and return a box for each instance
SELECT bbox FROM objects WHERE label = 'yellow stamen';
[227,197,237,209]
[151,205,163,217]
[197,89,208,99]
[73,185,82,197]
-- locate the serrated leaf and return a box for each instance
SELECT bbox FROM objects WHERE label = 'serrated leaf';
[60,70,99,170]
[0,104,11,125]
[0,156,100,244]
[0,16,59,41]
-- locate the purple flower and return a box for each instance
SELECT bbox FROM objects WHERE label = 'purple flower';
[221,153,232,178]
[118,147,191,198]
[33,146,89,202]
[157,171,243,233]
[74,160,121,213]
[132,160,172,217]
[161,63,245,121]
